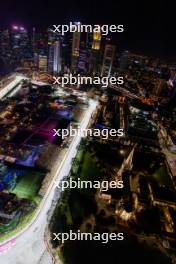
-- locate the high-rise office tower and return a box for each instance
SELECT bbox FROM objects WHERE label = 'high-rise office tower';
[89,31,102,75]
[78,48,87,73]
[32,27,37,55]
[92,31,101,50]
[48,30,62,74]
[0,29,10,57]
[0,29,12,74]
[120,50,130,71]
[38,55,47,72]
[32,29,48,69]
[101,44,115,77]
[71,22,81,73]
[10,25,31,66]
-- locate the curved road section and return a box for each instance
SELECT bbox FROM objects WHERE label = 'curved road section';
[0,95,97,264]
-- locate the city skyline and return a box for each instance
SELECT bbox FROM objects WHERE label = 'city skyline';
[0,1,176,264]
[1,0,176,61]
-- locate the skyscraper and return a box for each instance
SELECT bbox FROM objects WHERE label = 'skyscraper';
[71,22,81,73]
[48,30,62,74]
[89,31,102,75]
[38,55,47,72]
[101,44,115,77]
[32,29,48,69]
[0,29,12,74]
[0,29,10,57]
[92,31,101,50]
[10,25,31,66]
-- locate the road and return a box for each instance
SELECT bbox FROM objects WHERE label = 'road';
[157,123,176,188]
[0,98,97,264]
[0,74,27,99]
[109,84,140,99]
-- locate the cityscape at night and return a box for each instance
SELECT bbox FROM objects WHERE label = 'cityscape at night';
[0,1,176,264]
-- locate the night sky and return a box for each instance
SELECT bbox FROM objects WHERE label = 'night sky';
[1,0,176,61]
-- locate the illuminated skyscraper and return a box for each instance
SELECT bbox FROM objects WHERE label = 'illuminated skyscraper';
[10,25,31,65]
[32,29,48,69]
[71,22,81,57]
[78,49,87,72]
[32,27,37,54]
[38,55,47,72]
[89,31,102,75]
[0,29,10,57]
[53,41,61,73]
[48,30,62,73]
[101,44,115,77]
[0,29,12,74]
[120,50,130,71]
[71,22,81,73]
[92,31,101,50]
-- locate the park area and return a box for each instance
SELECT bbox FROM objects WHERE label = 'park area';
[11,170,44,200]
[50,141,101,237]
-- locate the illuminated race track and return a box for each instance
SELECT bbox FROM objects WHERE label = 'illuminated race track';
[0,98,98,264]
[0,74,28,99]
[109,84,140,99]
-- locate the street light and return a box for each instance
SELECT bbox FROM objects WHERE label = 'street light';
[119,149,125,155]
